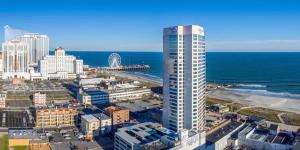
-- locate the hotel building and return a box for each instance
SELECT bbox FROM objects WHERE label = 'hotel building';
[39,47,83,79]
[163,25,206,136]
[20,33,49,65]
[2,40,30,79]
[33,92,47,107]
[0,53,3,78]
[35,106,78,128]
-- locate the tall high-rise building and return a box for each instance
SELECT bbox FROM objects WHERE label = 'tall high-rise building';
[20,33,49,64]
[163,25,206,132]
[2,40,30,79]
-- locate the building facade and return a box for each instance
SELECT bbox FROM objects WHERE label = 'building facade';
[33,92,47,107]
[81,115,100,140]
[0,53,3,78]
[104,106,130,130]
[39,47,83,79]
[20,33,49,65]
[2,40,30,79]
[35,107,77,128]
[163,25,206,132]
[0,92,7,108]
[79,87,151,105]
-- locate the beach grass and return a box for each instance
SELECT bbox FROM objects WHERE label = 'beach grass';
[11,146,27,150]
[239,107,281,123]
[206,97,230,106]
[47,93,74,100]
[0,135,8,150]
[281,113,300,126]
[6,95,30,100]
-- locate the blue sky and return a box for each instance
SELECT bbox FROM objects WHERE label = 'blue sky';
[1,0,300,52]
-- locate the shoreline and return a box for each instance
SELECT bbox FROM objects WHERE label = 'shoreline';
[110,71,300,114]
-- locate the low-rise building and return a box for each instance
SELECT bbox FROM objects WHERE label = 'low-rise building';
[0,91,7,108]
[104,106,130,129]
[35,106,78,128]
[205,120,244,150]
[33,92,47,107]
[93,113,111,135]
[114,122,202,150]
[79,85,151,105]
[81,114,100,140]
[8,128,46,147]
[207,104,230,113]
[228,121,299,150]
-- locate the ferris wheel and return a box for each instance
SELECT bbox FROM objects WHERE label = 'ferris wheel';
[108,53,121,68]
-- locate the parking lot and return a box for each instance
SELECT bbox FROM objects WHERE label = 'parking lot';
[1,80,69,92]
[0,110,34,127]
[116,99,162,112]
[6,100,31,107]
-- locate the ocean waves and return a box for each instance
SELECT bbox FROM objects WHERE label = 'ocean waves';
[227,87,300,99]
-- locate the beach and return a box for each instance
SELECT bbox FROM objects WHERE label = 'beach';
[207,89,300,114]
[112,71,300,114]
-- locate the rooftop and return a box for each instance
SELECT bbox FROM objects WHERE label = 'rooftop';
[8,128,40,139]
[105,106,122,112]
[115,122,179,146]
[206,121,243,144]
[272,132,295,145]
[93,113,110,120]
[81,114,99,122]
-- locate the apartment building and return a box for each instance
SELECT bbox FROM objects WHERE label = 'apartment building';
[33,92,47,107]
[35,106,78,128]
[104,106,129,129]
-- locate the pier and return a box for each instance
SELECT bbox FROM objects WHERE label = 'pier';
[100,65,150,71]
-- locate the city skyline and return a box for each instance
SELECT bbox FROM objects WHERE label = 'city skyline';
[1,0,300,52]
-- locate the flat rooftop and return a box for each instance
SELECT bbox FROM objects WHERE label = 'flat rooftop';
[249,128,270,142]
[115,122,178,145]
[93,113,110,120]
[81,114,99,122]
[9,128,40,139]
[272,132,294,145]
[206,121,243,144]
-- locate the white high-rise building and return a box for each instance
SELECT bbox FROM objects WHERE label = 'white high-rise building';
[163,25,206,133]
[0,53,3,78]
[20,33,49,65]
[39,47,83,79]
[2,40,30,79]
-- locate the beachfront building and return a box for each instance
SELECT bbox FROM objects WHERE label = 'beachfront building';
[2,40,31,79]
[39,47,84,80]
[20,33,49,65]
[163,25,206,140]
[0,92,7,108]
[81,114,100,140]
[33,92,47,107]
[35,106,78,128]
[114,122,201,150]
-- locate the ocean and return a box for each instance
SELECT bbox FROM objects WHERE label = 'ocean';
[52,51,300,99]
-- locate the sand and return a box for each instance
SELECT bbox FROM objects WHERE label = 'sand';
[207,89,300,114]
